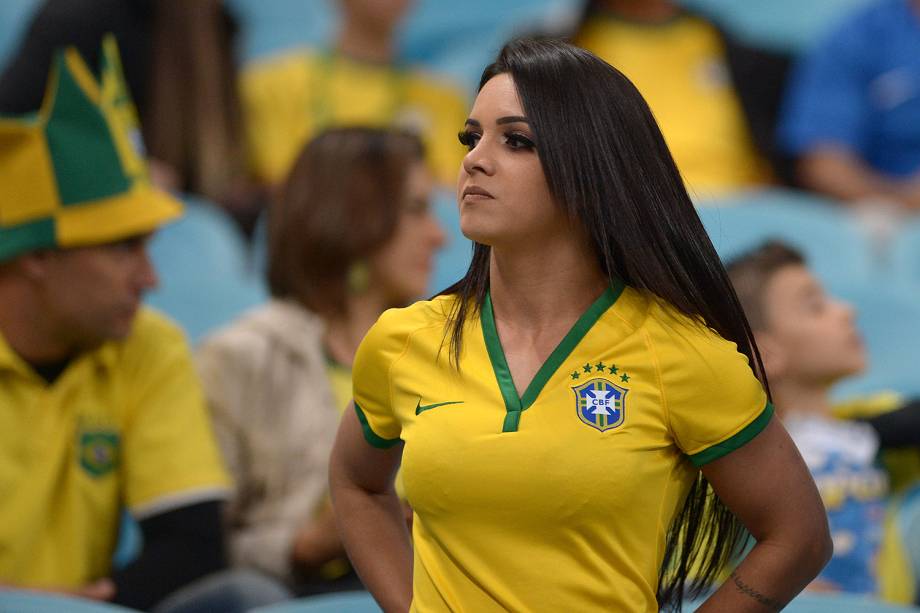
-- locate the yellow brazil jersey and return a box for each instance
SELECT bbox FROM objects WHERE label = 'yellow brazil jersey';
[575,13,770,198]
[241,48,469,186]
[0,308,230,588]
[353,283,770,612]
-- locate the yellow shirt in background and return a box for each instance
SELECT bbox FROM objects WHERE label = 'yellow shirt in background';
[241,49,469,186]
[575,13,770,197]
[325,358,353,416]
[0,308,230,587]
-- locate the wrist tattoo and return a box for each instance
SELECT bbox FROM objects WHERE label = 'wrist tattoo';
[729,571,785,611]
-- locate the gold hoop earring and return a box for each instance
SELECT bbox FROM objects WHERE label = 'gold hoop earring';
[347,260,369,294]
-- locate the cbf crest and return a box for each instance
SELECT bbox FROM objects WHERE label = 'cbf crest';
[573,378,628,432]
[79,430,120,478]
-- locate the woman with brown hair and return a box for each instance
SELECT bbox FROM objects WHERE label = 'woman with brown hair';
[195,126,445,593]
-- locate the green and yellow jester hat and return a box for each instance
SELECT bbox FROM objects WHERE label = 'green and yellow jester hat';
[0,35,182,262]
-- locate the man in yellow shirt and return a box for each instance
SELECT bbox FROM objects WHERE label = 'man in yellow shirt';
[0,41,236,610]
[241,0,468,186]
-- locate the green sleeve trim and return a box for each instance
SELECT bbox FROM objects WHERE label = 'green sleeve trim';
[688,402,774,467]
[353,402,401,449]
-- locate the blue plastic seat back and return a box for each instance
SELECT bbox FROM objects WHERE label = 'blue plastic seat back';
[0,0,38,72]
[891,218,920,288]
[679,0,874,52]
[145,195,267,344]
[0,591,141,613]
[229,0,577,86]
[227,0,333,62]
[111,510,142,570]
[697,189,874,294]
[831,281,920,400]
[684,591,920,612]
[428,188,471,296]
[249,591,381,613]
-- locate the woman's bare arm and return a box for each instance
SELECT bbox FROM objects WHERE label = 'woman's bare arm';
[698,417,832,611]
[329,405,412,612]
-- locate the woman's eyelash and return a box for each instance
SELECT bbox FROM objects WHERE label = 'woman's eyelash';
[457,130,537,151]
[458,131,479,150]
[506,133,536,149]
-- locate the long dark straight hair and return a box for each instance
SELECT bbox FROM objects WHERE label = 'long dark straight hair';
[442,38,769,610]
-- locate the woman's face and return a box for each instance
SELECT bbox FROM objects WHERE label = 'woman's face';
[456,73,563,249]
[368,161,445,304]
[341,0,412,32]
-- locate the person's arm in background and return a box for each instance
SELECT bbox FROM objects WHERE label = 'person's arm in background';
[797,148,920,210]
[864,399,920,448]
[329,406,411,612]
[777,5,920,210]
[116,313,233,607]
[697,417,832,611]
[290,504,347,575]
[110,501,226,609]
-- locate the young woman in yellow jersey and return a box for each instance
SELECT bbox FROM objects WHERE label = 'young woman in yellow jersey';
[330,39,830,612]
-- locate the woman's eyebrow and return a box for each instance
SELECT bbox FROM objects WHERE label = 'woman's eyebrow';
[463,116,531,128]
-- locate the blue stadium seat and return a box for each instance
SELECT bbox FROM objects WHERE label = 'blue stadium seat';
[831,281,920,400]
[891,217,920,288]
[0,0,38,73]
[0,592,140,613]
[401,0,577,90]
[226,0,333,62]
[429,188,470,295]
[228,0,576,88]
[145,195,267,344]
[685,591,920,611]
[697,189,875,294]
[111,511,142,570]
[249,591,381,613]
[680,0,873,52]
[784,592,920,611]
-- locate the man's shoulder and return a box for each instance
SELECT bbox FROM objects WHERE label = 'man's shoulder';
[103,307,192,373]
[126,307,188,347]
[815,0,905,51]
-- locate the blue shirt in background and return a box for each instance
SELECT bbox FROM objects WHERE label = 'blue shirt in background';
[779,0,920,177]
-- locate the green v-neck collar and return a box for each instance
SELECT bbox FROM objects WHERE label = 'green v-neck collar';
[481,281,625,433]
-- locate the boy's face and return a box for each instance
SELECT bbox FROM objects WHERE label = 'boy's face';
[758,264,866,386]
